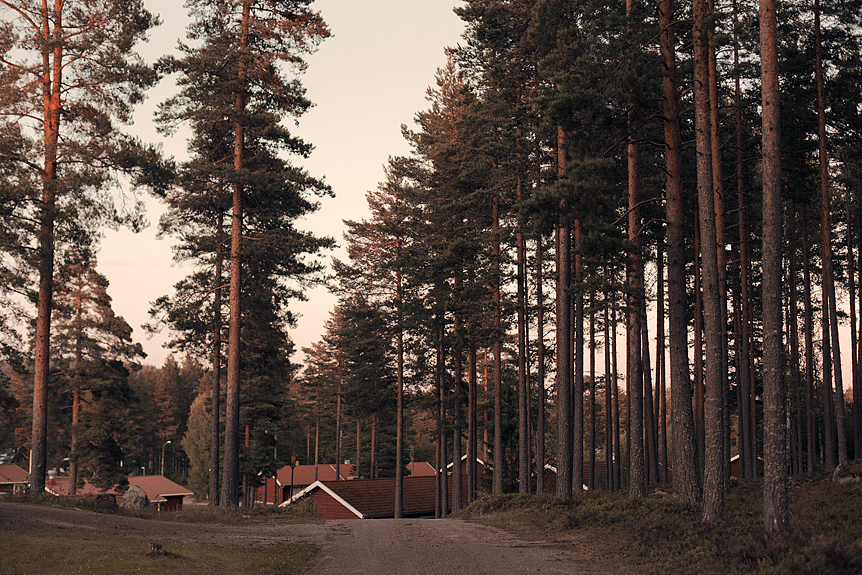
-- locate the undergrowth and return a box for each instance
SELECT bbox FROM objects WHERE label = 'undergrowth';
[453,470,862,574]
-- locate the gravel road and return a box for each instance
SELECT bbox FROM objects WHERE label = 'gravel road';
[0,503,637,574]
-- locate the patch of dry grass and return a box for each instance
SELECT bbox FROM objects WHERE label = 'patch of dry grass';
[0,530,315,575]
[3,491,319,524]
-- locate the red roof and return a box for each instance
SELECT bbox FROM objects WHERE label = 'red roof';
[0,464,28,484]
[289,475,469,519]
[45,476,114,497]
[275,463,353,486]
[44,475,191,503]
[406,462,436,477]
[128,476,192,502]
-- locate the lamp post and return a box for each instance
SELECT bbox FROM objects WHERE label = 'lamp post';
[289,454,298,503]
[161,440,172,477]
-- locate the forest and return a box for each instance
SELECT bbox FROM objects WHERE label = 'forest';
[0,0,860,535]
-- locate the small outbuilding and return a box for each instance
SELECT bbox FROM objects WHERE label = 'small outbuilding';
[45,474,191,511]
[256,463,354,505]
[283,475,470,519]
[0,464,29,494]
[129,476,193,512]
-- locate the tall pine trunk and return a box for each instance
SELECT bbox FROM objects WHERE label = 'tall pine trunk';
[626,112,645,498]
[222,0,251,508]
[556,203,573,500]
[493,193,504,495]
[573,220,585,494]
[642,308,658,485]
[589,303,596,490]
[395,266,404,516]
[536,235,546,495]
[815,0,849,468]
[695,0,726,524]
[857,184,862,460]
[626,0,645,500]
[605,282,615,490]
[733,0,754,480]
[209,214,224,505]
[761,0,789,533]
[708,0,730,493]
[660,0,700,504]
[556,124,573,500]
[518,175,531,494]
[802,214,816,475]
[31,0,64,496]
[848,192,861,461]
[452,316,463,511]
[613,303,622,491]
[468,345,478,502]
[656,238,668,484]
[789,208,803,475]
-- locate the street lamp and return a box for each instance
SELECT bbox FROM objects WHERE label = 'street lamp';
[289,454,298,503]
[161,440,172,477]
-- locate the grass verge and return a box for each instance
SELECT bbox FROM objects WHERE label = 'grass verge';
[0,530,315,575]
[453,467,862,574]
[2,492,319,524]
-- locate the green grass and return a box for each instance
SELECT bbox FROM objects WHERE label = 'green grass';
[453,466,862,574]
[0,530,315,575]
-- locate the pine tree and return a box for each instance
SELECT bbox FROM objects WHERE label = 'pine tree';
[660,0,700,506]
[155,0,330,507]
[760,0,789,534]
[52,249,145,492]
[0,0,164,494]
[335,157,414,513]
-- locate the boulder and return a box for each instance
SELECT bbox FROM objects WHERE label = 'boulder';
[119,485,150,511]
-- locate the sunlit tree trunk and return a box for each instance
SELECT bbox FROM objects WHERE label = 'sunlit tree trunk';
[30,0,63,496]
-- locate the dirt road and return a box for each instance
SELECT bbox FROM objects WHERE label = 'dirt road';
[0,503,636,574]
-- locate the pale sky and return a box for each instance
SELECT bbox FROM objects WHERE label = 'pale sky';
[99,1,466,367]
[95,0,856,393]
